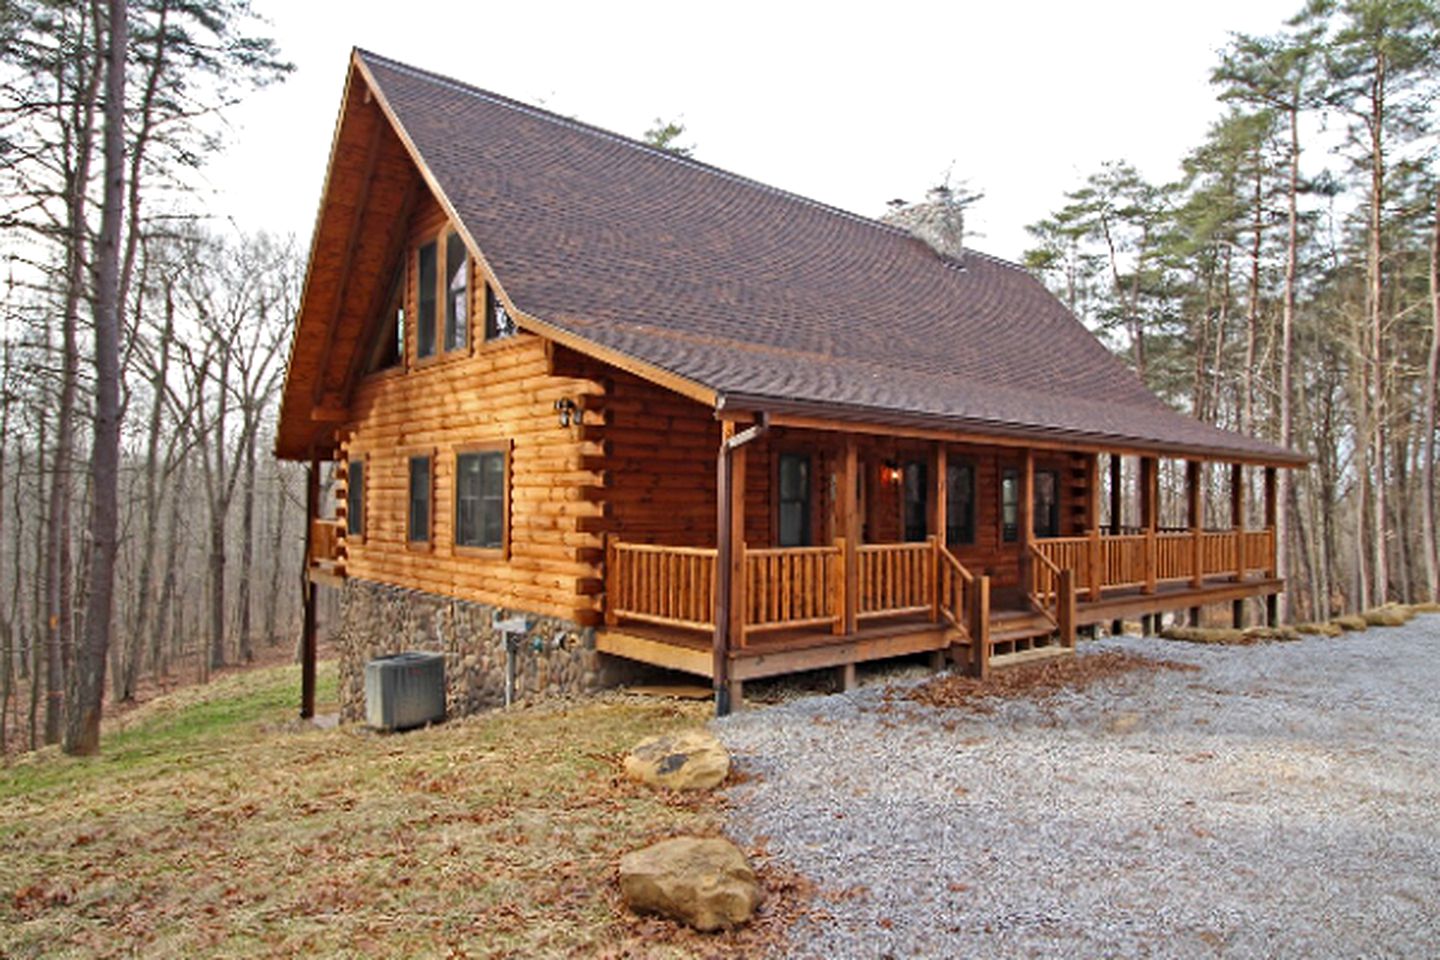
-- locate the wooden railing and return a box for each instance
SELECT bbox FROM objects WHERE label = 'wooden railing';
[1244,529,1275,575]
[310,519,342,567]
[606,542,718,632]
[1037,526,1277,598]
[1027,543,1077,646]
[1201,531,1236,576]
[936,544,973,634]
[857,541,934,620]
[743,545,842,636]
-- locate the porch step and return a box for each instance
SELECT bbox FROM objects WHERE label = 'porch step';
[990,645,1074,670]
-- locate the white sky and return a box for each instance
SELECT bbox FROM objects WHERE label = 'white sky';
[204,0,1308,264]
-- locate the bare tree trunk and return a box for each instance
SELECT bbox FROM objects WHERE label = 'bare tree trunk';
[153,452,187,680]
[237,417,258,663]
[1367,53,1391,606]
[65,0,127,756]
[1242,152,1263,438]
[1275,107,1300,624]
[263,464,287,646]
[1423,185,1439,601]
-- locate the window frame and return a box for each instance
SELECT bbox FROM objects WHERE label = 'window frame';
[901,459,929,543]
[1001,467,1019,543]
[484,282,517,343]
[442,229,469,354]
[453,440,511,558]
[776,451,813,548]
[345,455,366,543]
[415,238,438,361]
[406,450,435,550]
[945,459,976,547]
[1034,469,1061,539]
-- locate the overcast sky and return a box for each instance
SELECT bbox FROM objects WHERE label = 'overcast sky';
[204,0,1307,264]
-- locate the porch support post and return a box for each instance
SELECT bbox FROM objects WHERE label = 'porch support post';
[1140,455,1158,595]
[1020,449,1035,594]
[1109,454,1123,636]
[300,449,319,720]
[1087,454,1102,601]
[838,436,859,635]
[1187,459,1204,589]
[1232,462,1247,582]
[1263,466,1278,577]
[1264,465,1279,627]
[930,442,947,622]
[714,420,749,716]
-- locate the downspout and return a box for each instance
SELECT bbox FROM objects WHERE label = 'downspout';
[714,411,769,717]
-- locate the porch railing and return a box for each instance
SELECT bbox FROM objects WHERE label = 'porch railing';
[744,544,842,635]
[606,542,718,632]
[857,542,934,620]
[1036,526,1278,598]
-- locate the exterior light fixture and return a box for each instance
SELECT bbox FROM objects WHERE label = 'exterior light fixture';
[882,460,902,485]
[554,398,578,428]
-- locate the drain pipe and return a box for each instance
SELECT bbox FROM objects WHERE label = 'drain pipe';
[714,412,770,717]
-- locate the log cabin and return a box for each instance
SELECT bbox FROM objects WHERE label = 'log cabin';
[276,50,1305,719]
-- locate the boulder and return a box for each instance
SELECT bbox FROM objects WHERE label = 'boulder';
[624,730,729,791]
[619,837,761,931]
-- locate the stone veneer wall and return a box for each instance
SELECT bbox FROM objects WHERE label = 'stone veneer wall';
[334,578,631,723]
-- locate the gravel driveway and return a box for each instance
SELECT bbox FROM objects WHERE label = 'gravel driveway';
[715,618,1440,958]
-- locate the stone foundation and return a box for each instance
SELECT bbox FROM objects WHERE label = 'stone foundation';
[334,578,632,723]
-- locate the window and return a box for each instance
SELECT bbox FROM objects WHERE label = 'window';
[1001,468,1019,542]
[416,240,437,359]
[946,462,975,546]
[456,446,508,551]
[1035,470,1060,538]
[902,460,928,542]
[443,230,468,352]
[346,459,365,538]
[368,263,406,372]
[408,454,431,544]
[777,453,811,547]
[485,283,516,341]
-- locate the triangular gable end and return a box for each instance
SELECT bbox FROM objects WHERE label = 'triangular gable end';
[276,52,718,461]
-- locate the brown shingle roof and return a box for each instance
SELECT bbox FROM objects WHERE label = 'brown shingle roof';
[348,50,1301,464]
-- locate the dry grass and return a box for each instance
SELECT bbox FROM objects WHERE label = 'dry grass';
[0,663,805,959]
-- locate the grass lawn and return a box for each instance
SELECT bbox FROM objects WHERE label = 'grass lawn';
[0,664,784,959]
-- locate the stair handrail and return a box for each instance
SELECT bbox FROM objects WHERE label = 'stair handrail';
[936,543,974,635]
[1027,543,1063,629]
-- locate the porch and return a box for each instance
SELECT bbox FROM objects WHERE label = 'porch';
[596,526,1281,689]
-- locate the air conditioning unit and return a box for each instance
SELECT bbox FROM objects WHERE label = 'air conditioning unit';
[364,651,446,731]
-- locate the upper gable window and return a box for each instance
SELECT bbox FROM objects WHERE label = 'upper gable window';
[368,263,405,372]
[443,230,468,352]
[485,283,516,341]
[416,240,438,359]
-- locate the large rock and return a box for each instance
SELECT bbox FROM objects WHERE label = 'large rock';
[619,837,761,931]
[623,730,729,791]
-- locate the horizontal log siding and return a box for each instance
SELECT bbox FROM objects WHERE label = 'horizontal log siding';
[337,195,606,623]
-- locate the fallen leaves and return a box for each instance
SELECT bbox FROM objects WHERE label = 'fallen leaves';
[900,651,1199,712]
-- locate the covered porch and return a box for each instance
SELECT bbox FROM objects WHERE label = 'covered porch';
[596,419,1284,708]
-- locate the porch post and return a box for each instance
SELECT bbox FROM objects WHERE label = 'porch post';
[714,421,749,716]
[1087,453,1102,601]
[838,436,859,635]
[1140,455,1158,594]
[1187,459,1204,589]
[1264,465,1279,626]
[1231,462,1246,628]
[300,448,319,720]
[930,443,947,622]
[1109,453,1123,635]
[1019,449,1035,593]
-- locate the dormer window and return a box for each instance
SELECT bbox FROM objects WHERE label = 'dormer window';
[485,283,516,341]
[444,230,468,351]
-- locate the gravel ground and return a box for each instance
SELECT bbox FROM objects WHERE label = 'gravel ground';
[714,618,1440,959]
